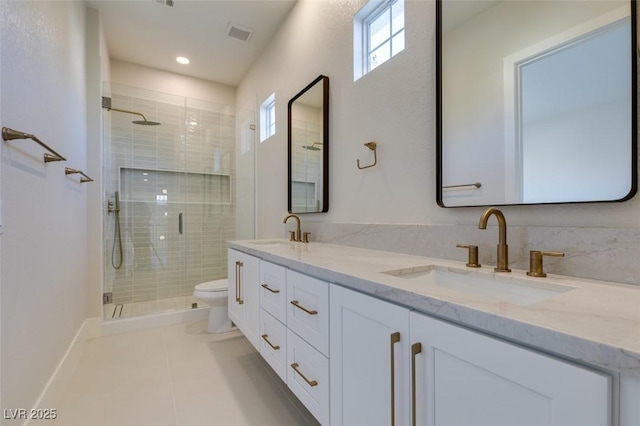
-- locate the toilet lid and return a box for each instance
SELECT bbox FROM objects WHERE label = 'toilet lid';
[195,279,228,292]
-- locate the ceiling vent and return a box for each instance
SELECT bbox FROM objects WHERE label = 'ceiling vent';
[226,23,253,42]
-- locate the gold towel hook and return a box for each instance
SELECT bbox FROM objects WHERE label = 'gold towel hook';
[357,141,377,169]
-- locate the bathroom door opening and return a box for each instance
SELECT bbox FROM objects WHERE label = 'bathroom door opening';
[102,83,255,320]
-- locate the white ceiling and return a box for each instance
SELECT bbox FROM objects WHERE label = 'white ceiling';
[86,0,297,87]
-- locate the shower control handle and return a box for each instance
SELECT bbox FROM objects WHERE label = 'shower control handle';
[179,213,183,235]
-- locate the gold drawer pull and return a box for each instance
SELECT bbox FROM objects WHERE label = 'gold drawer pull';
[235,261,244,305]
[411,342,423,426]
[290,363,318,387]
[261,284,280,294]
[261,334,280,350]
[290,300,318,315]
[390,332,400,426]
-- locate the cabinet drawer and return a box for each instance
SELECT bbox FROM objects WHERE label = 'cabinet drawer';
[259,260,287,323]
[259,309,287,382]
[287,329,329,425]
[286,270,329,356]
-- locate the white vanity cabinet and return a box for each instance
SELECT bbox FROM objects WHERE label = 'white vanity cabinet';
[258,260,288,381]
[330,284,611,426]
[254,260,330,424]
[260,260,287,323]
[330,284,411,426]
[286,270,330,356]
[410,312,610,426]
[286,269,330,425]
[227,245,635,426]
[227,249,260,350]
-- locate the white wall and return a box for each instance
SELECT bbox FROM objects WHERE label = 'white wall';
[110,60,236,106]
[0,1,90,420]
[238,0,640,241]
[239,0,434,236]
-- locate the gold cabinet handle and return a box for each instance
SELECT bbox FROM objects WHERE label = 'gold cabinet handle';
[290,363,318,387]
[261,284,280,294]
[411,342,423,426]
[235,261,244,304]
[290,300,317,315]
[261,334,280,350]
[390,332,401,426]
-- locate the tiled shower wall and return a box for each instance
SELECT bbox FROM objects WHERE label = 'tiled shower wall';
[104,85,236,304]
[291,118,321,212]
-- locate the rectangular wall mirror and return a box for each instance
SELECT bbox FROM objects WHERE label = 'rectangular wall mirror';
[437,0,637,207]
[288,75,329,213]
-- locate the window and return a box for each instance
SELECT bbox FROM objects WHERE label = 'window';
[354,0,405,80]
[260,93,276,142]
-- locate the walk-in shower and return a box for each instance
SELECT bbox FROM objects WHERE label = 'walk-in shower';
[102,83,255,320]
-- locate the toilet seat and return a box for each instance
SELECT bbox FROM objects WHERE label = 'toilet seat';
[194,279,227,292]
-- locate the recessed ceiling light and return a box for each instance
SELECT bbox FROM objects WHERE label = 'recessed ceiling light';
[176,56,190,65]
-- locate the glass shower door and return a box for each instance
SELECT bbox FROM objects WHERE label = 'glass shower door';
[103,83,238,319]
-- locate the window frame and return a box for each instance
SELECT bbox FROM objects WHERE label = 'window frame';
[260,93,276,142]
[355,0,405,79]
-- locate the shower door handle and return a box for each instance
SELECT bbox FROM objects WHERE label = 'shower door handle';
[178,213,183,234]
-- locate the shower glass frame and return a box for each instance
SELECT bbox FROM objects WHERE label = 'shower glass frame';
[102,83,253,319]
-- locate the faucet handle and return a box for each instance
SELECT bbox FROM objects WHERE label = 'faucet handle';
[289,231,298,242]
[527,250,564,277]
[456,244,481,268]
[302,232,311,243]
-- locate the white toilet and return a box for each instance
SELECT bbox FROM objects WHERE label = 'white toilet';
[193,279,233,333]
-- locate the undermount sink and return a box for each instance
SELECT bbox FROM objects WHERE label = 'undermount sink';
[381,265,574,306]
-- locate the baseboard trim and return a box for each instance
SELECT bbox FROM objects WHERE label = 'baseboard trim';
[25,318,100,426]
[24,308,209,425]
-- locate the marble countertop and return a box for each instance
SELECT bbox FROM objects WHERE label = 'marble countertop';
[229,239,640,376]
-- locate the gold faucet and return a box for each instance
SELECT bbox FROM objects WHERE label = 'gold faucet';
[478,207,511,272]
[283,214,302,242]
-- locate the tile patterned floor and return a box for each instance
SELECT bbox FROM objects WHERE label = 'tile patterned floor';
[52,320,319,426]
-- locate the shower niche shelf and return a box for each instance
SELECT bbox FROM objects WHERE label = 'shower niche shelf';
[292,180,318,212]
[119,167,232,205]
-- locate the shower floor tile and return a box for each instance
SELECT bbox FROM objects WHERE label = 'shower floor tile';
[53,320,318,426]
[104,295,207,320]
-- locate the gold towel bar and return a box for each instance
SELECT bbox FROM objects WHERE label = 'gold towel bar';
[2,126,66,163]
[443,182,482,189]
[65,167,94,183]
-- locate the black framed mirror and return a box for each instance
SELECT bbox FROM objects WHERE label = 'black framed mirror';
[288,75,329,213]
[437,0,637,207]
